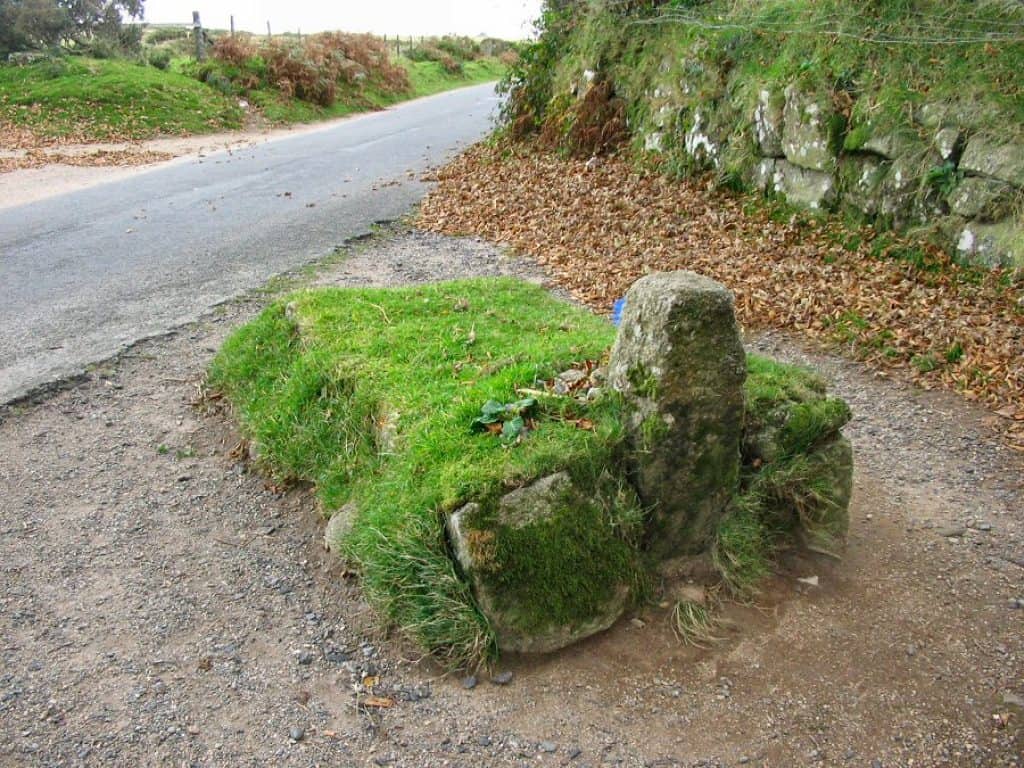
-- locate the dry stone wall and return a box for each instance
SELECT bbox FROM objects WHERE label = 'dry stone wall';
[617,64,1024,269]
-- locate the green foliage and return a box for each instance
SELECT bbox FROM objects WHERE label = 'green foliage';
[496,2,578,132]
[470,397,537,444]
[0,0,144,56]
[924,160,960,197]
[146,46,170,70]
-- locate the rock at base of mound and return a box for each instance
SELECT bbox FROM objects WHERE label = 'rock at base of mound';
[608,271,747,559]
[446,472,641,654]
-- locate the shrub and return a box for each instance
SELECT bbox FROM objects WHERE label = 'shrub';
[434,35,481,61]
[405,43,463,73]
[211,34,258,67]
[147,47,171,70]
[205,31,409,108]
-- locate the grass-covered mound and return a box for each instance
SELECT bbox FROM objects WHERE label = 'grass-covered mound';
[0,57,242,141]
[210,278,853,665]
[209,279,636,667]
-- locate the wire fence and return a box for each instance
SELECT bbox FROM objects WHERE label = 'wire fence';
[590,0,1024,45]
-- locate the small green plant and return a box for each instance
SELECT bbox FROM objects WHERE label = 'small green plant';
[912,353,939,373]
[945,342,964,364]
[924,161,960,198]
[470,397,537,444]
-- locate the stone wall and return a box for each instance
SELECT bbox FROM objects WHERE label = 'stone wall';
[588,64,1023,269]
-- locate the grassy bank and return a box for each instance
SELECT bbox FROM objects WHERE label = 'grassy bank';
[0,57,242,141]
[402,58,506,99]
[0,34,508,145]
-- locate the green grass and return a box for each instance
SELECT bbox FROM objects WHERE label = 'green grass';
[0,57,243,140]
[209,278,628,667]
[401,58,506,99]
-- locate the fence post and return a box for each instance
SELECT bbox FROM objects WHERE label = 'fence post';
[192,11,206,61]
[230,14,235,37]
[267,21,272,40]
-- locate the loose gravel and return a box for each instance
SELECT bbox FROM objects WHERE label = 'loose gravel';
[0,229,1021,767]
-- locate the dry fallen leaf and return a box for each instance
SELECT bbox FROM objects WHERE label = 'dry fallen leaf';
[418,141,1024,447]
[360,696,395,709]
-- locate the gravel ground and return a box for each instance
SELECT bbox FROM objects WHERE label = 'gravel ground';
[1,229,1021,767]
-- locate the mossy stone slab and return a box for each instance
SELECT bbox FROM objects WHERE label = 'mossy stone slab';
[948,177,1017,222]
[446,472,640,654]
[960,138,1024,188]
[782,85,842,173]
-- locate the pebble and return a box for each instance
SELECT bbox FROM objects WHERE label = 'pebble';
[539,741,557,753]
[476,735,492,747]
[297,650,315,666]
[906,644,917,657]
[461,675,478,690]
[568,746,582,760]
[289,726,305,742]
[1009,598,1023,610]
[939,526,967,538]
[491,671,513,685]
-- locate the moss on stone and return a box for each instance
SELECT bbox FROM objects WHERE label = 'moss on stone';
[714,354,854,592]
[743,354,851,462]
[457,471,644,646]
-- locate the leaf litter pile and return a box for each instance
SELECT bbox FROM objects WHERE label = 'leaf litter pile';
[0,119,171,173]
[418,142,1024,450]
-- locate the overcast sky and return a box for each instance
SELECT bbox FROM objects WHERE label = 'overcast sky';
[142,1,543,39]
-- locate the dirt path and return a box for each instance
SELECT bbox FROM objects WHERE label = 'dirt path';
[1,230,1021,767]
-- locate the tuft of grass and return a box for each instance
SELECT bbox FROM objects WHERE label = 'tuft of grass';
[0,57,243,140]
[712,491,775,598]
[670,598,722,648]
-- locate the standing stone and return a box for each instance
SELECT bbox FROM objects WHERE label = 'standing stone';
[608,272,746,558]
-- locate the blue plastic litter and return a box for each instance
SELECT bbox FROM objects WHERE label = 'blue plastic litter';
[612,297,627,327]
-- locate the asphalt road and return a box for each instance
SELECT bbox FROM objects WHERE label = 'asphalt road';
[0,83,500,404]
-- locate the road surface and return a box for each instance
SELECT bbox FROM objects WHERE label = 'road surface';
[0,83,499,404]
